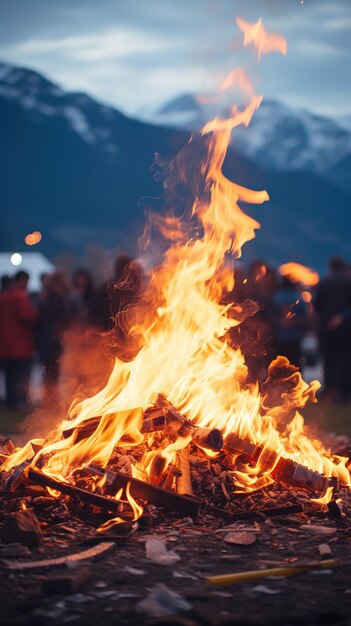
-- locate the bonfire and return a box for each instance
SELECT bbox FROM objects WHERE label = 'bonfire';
[1,17,350,542]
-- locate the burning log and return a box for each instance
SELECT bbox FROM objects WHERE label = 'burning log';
[27,468,124,514]
[149,393,223,451]
[1,438,16,455]
[272,457,337,493]
[148,455,169,487]
[62,395,223,457]
[192,427,223,451]
[141,456,181,490]
[224,433,337,493]
[163,463,182,491]
[176,448,193,496]
[109,469,200,516]
[148,392,195,440]
[63,418,99,442]
[84,465,201,516]
[225,433,258,459]
[62,414,116,443]
[2,461,31,493]
[149,392,185,422]
[141,408,167,433]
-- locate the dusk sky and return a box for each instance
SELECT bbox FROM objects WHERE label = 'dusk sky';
[0,0,350,118]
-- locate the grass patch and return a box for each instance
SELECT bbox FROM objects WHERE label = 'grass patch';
[303,399,351,438]
[0,406,27,435]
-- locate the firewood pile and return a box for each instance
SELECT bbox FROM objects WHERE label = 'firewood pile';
[0,398,350,626]
[1,393,350,538]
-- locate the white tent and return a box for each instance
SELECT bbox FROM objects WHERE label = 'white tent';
[0,251,55,292]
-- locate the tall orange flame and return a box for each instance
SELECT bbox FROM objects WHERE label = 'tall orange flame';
[236,17,288,60]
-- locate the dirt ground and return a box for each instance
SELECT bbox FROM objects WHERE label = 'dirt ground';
[1,490,350,626]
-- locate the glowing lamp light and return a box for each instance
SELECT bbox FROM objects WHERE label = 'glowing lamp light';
[25,231,42,246]
[10,253,23,266]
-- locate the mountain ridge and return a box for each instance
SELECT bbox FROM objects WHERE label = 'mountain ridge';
[1,61,350,273]
[144,92,351,195]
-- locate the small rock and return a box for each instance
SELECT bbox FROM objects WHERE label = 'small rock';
[318,543,333,557]
[124,565,146,575]
[137,583,191,617]
[300,524,336,537]
[146,538,180,565]
[224,531,257,545]
[0,542,31,558]
[253,585,283,595]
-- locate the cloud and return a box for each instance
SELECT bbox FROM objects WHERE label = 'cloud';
[4,27,182,62]
[293,39,344,59]
[0,0,349,118]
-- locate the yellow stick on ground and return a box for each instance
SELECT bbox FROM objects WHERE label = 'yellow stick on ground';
[206,559,339,586]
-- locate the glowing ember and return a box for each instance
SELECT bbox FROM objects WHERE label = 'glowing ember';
[301,291,312,303]
[1,17,349,510]
[279,262,320,287]
[25,231,42,246]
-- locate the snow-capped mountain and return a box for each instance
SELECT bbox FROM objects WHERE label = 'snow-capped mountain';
[143,94,351,194]
[0,62,121,153]
[1,61,351,271]
[0,61,188,256]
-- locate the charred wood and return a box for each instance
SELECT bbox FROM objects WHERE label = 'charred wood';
[27,468,124,514]
[272,457,337,492]
[176,448,193,496]
[84,465,201,516]
[149,392,223,451]
[1,509,42,548]
[62,416,107,443]
[41,563,92,594]
[327,500,343,520]
[204,502,304,522]
[3,541,115,572]
[141,408,167,433]
[2,461,31,493]
[192,427,223,451]
[110,469,200,516]
[163,463,182,491]
[1,438,16,455]
[149,455,169,486]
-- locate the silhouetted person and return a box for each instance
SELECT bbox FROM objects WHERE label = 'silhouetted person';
[0,270,37,409]
[40,272,50,290]
[1,275,11,292]
[229,261,278,384]
[90,255,142,333]
[314,256,351,400]
[72,268,95,322]
[272,276,308,368]
[36,270,73,384]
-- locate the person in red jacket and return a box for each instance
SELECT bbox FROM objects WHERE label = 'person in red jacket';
[0,270,37,409]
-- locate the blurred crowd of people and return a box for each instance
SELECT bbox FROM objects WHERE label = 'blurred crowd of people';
[0,255,142,410]
[0,253,351,412]
[227,255,351,402]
